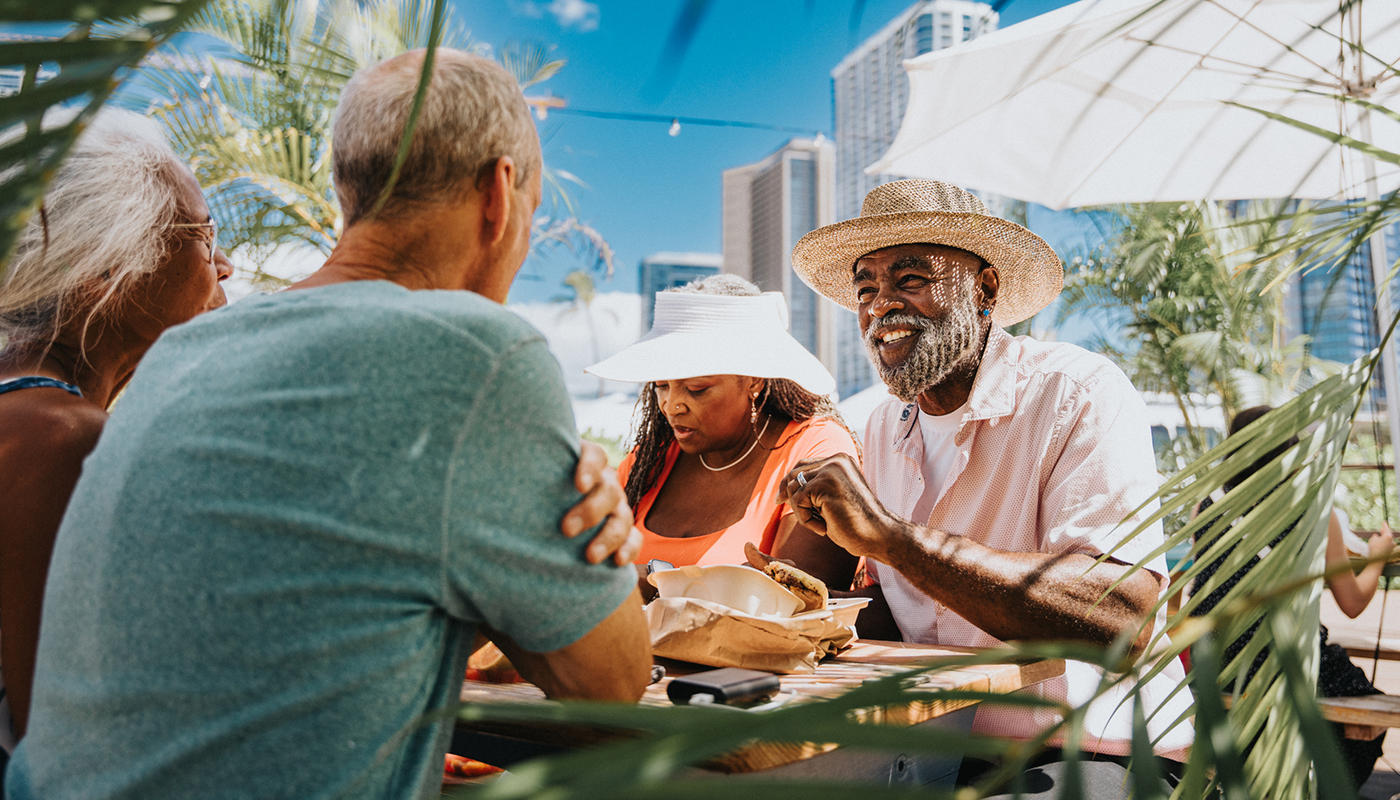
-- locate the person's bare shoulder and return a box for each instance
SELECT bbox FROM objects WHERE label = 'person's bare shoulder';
[0,393,107,473]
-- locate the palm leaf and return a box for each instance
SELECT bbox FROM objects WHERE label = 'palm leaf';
[0,0,209,279]
[140,0,612,279]
[499,41,564,89]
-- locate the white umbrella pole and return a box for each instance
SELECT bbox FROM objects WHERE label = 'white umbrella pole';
[1361,110,1400,507]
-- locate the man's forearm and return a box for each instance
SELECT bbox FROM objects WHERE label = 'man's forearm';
[881,523,1158,653]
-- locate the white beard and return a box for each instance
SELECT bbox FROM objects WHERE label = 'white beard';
[863,276,981,403]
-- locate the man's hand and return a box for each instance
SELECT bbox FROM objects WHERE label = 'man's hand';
[779,455,1158,655]
[564,441,641,565]
[777,453,908,562]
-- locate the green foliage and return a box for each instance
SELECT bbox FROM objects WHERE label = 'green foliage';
[144,0,611,286]
[579,428,626,468]
[1059,202,1341,440]
[144,0,463,280]
[1337,432,1394,533]
[2,1,1394,798]
[0,0,210,281]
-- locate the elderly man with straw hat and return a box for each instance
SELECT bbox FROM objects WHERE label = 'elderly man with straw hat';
[782,180,1193,793]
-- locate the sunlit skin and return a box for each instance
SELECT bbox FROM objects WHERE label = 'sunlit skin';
[779,243,1161,657]
[1326,515,1394,618]
[635,374,859,593]
[0,160,233,737]
[856,244,993,414]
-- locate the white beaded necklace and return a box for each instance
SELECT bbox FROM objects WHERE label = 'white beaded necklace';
[698,415,771,472]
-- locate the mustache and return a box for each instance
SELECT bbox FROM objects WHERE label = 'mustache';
[865,313,935,342]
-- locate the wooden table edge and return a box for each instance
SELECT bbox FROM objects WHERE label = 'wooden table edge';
[456,648,1065,775]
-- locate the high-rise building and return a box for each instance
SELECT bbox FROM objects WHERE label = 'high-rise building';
[1288,220,1400,398]
[638,252,722,334]
[721,138,839,382]
[831,0,998,222]
[828,0,998,397]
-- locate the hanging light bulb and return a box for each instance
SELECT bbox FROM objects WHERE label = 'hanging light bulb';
[668,118,681,137]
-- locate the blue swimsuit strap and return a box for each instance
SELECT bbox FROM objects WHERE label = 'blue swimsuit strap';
[0,376,83,398]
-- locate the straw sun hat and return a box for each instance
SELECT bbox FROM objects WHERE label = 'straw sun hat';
[791,180,1063,326]
[586,291,836,396]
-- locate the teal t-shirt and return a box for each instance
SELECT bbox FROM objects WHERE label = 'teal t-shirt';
[7,281,636,799]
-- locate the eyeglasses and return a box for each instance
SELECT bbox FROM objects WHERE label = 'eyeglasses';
[168,221,219,267]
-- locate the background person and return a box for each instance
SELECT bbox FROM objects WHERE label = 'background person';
[0,111,233,761]
[587,275,860,590]
[8,50,650,799]
[1189,405,1392,787]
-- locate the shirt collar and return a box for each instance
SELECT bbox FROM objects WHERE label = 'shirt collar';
[964,325,1019,423]
[891,325,1020,446]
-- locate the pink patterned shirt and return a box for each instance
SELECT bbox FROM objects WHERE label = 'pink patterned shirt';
[864,326,1193,759]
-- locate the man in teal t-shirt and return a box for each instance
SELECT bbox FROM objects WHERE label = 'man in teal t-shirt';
[8,50,650,799]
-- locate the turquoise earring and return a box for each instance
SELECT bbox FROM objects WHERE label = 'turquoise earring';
[981,308,992,316]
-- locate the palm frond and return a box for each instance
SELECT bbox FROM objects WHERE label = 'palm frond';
[0,1,209,278]
[138,0,611,277]
[499,41,565,89]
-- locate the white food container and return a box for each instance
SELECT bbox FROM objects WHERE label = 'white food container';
[649,564,804,618]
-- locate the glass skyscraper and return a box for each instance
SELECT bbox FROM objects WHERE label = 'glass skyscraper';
[721,138,838,380]
[1291,219,1400,399]
[828,0,998,398]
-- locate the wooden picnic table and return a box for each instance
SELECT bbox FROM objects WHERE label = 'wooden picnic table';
[1340,558,1400,662]
[451,640,1064,781]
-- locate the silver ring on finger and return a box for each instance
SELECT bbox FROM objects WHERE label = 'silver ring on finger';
[796,471,808,488]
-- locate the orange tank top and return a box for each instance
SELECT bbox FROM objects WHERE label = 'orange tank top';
[618,418,859,567]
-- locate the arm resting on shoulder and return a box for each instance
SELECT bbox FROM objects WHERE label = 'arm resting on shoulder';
[563,441,642,566]
[484,588,651,702]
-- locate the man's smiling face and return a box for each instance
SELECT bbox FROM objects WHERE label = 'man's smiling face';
[853,243,992,402]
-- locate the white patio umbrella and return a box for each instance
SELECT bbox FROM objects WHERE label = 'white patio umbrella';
[870,0,1400,209]
[868,0,1400,480]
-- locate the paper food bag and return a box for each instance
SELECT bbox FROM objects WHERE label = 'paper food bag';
[646,596,855,674]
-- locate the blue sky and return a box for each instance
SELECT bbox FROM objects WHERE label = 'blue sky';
[450,0,1094,306]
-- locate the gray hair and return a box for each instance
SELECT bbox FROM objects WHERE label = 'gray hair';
[332,49,541,226]
[0,110,183,349]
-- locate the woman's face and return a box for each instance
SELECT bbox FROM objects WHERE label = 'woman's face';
[125,162,233,338]
[654,374,765,455]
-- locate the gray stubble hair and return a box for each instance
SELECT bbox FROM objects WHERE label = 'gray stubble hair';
[331,49,542,226]
[863,272,981,403]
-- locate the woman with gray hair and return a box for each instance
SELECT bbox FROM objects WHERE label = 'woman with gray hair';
[0,110,232,754]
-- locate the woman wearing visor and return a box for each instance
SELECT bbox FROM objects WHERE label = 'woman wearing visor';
[588,275,860,589]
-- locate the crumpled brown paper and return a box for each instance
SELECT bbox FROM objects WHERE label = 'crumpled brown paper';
[646,596,855,674]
